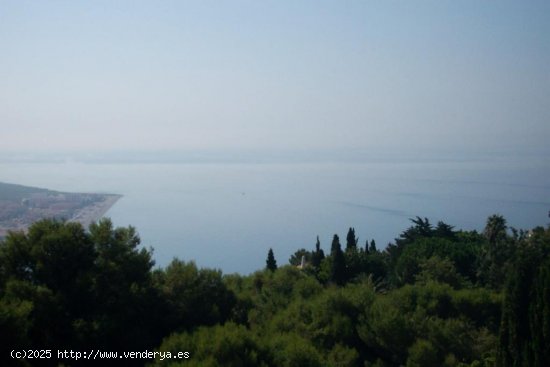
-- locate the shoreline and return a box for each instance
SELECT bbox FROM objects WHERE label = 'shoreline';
[0,194,122,240]
[70,194,123,229]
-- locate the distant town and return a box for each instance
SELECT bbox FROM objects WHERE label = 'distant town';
[0,181,121,238]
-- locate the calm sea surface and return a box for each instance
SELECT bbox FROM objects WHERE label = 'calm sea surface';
[1,158,549,274]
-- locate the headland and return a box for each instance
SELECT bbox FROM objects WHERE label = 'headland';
[0,181,121,238]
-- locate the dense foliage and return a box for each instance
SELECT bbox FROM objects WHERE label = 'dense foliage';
[1,215,549,366]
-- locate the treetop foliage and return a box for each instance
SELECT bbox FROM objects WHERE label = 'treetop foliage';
[266,248,277,272]
[1,215,548,366]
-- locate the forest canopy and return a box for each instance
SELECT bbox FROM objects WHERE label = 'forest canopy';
[1,215,549,366]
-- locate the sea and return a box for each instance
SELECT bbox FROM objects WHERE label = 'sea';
[1,156,549,274]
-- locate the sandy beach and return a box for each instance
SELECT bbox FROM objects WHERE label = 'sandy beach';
[0,194,122,240]
[70,194,122,229]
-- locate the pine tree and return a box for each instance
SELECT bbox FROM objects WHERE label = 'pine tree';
[434,221,456,239]
[266,248,277,272]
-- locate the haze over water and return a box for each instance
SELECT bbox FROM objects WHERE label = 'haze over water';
[1,155,548,274]
[1,2,549,272]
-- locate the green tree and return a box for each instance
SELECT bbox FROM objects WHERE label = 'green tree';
[330,235,346,285]
[406,339,439,367]
[154,259,236,331]
[479,214,514,289]
[363,250,388,283]
[369,239,377,253]
[88,218,161,350]
[0,218,164,360]
[393,236,479,286]
[397,217,433,246]
[327,343,359,367]
[434,221,456,240]
[0,220,96,351]
[344,247,362,282]
[415,255,464,289]
[266,248,277,272]
[346,227,358,251]
[484,214,507,245]
[311,236,325,269]
[269,333,323,367]
[154,322,268,367]
[386,217,434,284]
[497,226,550,366]
[289,248,312,267]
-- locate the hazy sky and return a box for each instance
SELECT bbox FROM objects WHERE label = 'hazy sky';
[1,1,549,157]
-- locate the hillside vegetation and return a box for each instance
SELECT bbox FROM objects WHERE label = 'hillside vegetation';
[0,215,549,366]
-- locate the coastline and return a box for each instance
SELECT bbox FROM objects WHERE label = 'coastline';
[0,194,122,240]
[70,194,122,229]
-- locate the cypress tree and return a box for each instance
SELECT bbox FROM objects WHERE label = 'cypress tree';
[266,248,277,272]
[330,234,346,285]
[331,234,341,254]
[345,227,358,251]
[531,258,550,366]
[369,239,377,253]
[311,236,325,268]
[497,227,550,367]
